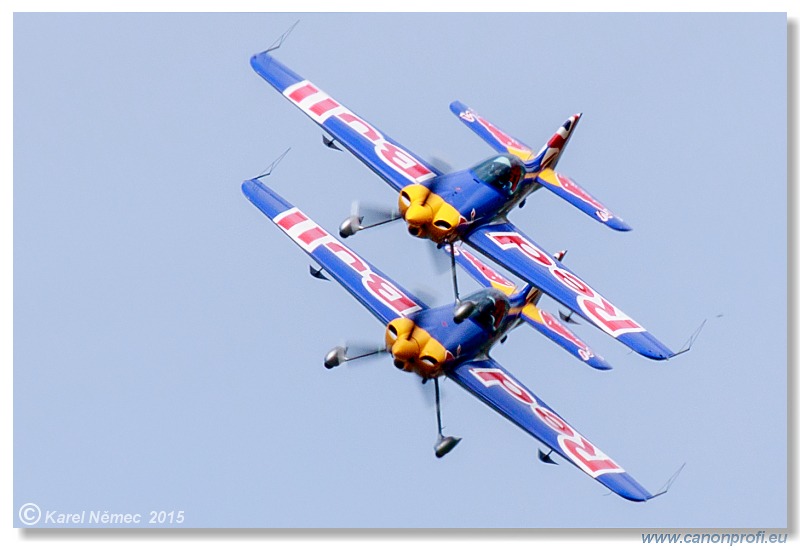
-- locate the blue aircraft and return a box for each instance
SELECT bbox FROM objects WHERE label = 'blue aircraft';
[241,175,677,502]
[250,47,678,362]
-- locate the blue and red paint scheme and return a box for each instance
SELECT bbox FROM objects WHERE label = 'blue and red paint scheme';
[250,50,676,361]
[242,177,661,502]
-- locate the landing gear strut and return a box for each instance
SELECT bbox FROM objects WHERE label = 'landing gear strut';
[433,377,461,458]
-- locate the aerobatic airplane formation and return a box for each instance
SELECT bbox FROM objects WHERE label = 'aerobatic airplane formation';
[241,28,688,502]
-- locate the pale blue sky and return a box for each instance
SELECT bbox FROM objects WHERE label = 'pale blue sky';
[13,12,787,529]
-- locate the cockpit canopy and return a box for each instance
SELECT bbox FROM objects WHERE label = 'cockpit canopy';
[460,288,511,332]
[471,154,525,194]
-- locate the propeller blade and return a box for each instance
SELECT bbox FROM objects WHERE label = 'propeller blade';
[324,342,387,369]
[340,201,401,238]
[343,341,388,359]
[410,286,438,308]
[427,155,453,174]
[416,375,437,409]
[353,201,399,227]
[426,241,451,275]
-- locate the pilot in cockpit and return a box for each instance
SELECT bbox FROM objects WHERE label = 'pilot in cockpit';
[472,155,524,195]
[455,288,511,333]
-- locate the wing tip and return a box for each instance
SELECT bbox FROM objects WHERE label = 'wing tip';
[250,49,272,69]
[449,100,468,115]
[241,177,291,220]
[599,473,656,502]
[608,218,633,232]
[618,331,676,361]
[589,359,613,371]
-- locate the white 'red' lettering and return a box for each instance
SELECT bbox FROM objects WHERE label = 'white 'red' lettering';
[275,208,421,316]
[470,367,624,478]
[284,80,434,185]
[486,232,644,338]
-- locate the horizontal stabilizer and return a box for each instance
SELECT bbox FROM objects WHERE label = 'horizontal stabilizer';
[450,101,535,161]
[536,168,631,231]
[520,303,612,370]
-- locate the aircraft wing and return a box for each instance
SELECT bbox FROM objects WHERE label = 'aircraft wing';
[450,244,612,370]
[447,357,655,501]
[463,222,674,360]
[535,169,631,231]
[242,178,426,325]
[449,101,536,161]
[250,51,442,193]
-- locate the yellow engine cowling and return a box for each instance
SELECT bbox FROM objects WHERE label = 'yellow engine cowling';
[398,184,462,243]
[385,317,449,379]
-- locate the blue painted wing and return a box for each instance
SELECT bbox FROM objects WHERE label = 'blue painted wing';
[251,51,442,192]
[463,222,674,360]
[242,178,426,325]
[535,168,632,231]
[447,357,654,501]
[450,244,612,370]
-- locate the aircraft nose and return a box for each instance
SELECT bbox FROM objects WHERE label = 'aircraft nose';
[404,203,433,227]
[391,337,420,363]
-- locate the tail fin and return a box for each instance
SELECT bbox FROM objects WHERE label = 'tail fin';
[510,282,539,307]
[525,113,582,172]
